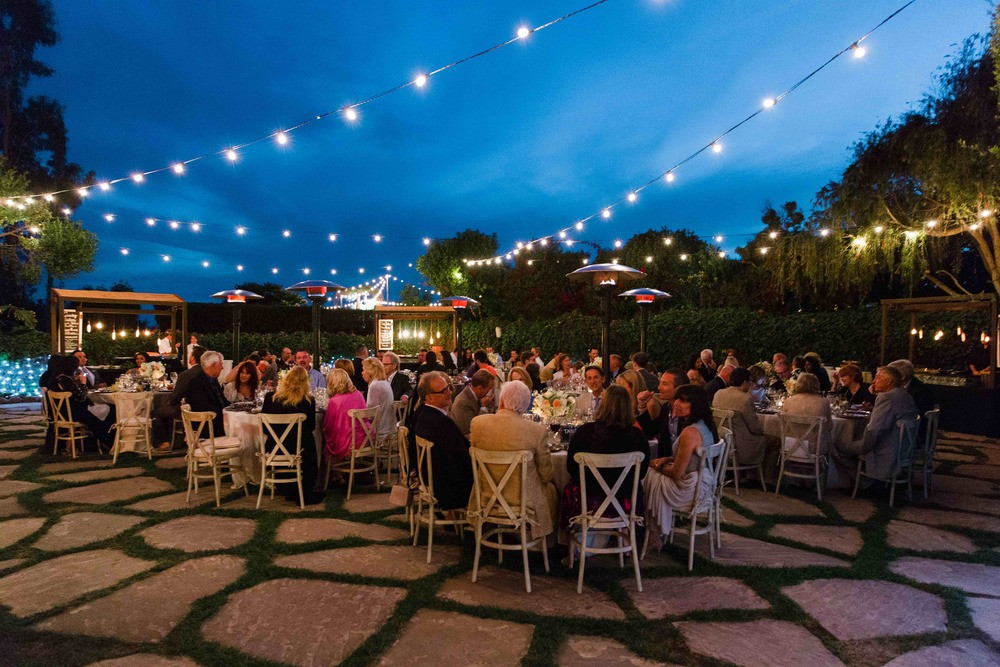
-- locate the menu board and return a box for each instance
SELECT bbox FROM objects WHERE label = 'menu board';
[62,308,81,353]
[377,318,394,351]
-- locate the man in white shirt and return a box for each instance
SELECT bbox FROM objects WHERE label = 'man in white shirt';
[157,331,175,356]
[575,365,605,416]
[295,349,326,389]
[530,347,543,368]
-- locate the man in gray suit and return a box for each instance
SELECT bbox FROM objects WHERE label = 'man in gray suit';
[836,365,918,482]
[450,369,496,436]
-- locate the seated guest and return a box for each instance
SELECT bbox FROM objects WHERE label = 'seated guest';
[261,366,322,504]
[608,353,623,382]
[637,369,684,443]
[414,371,473,511]
[538,352,562,383]
[790,355,806,380]
[644,384,719,544]
[257,359,277,388]
[704,363,733,404]
[686,368,707,388]
[631,352,659,393]
[469,380,557,540]
[48,355,114,450]
[802,354,831,392]
[712,367,768,466]
[383,351,413,403]
[723,348,740,368]
[39,354,60,390]
[699,348,717,382]
[416,350,447,379]
[460,348,474,368]
[516,350,533,368]
[333,358,355,376]
[507,365,534,391]
[184,351,229,436]
[362,356,396,439]
[72,349,104,388]
[224,360,259,403]
[552,353,577,383]
[576,365,606,417]
[351,346,369,395]
[835,366,918,482]
[451,369,495,436]
[836,363,873,406]
[887,359,935,417]
[295,350,326,390]
[323,368,368,483]
[615,369,647,418]
[277,347,294,371]
[152,344,207,449]
[485,346,503,367]
[781,372,833,454]
[441,348,457,372]
[508,349,520,366]
[126,351,149,376]
[770,358,793,393]
[562,385,649,528]
[417,349,428,365]
[772,352,788,366]
[525,362,544,392]
[466,349,498,378]
[748,365,768,402]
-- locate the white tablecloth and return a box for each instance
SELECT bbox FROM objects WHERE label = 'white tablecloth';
[87,390,172,454]
[223,409,324,485]
[550,439,659,492]
[758,412,866,450]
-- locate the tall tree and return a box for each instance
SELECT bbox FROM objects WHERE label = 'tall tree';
[416,229,500,297]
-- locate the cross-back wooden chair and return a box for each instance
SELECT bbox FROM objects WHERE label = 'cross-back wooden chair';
[182,410,247,507]
[853,416,919,508]
[110,391,154,464]
[412,435,467,564]
[913,408,940,498]
[712,407,765,494]
[46,390,90,459]
[324,405,379,499]
[775,413,829,501]
[257,413,306,509]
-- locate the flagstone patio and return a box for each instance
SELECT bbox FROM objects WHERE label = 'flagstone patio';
[1,403,999,665]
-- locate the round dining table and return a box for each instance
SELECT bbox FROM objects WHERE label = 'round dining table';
[223,407,325,486]
[87,389,173,454]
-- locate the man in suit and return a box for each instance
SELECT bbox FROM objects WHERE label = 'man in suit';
[607,354,623,384]
[632,352,659,395]
[836,365,918,482]
[712,367,768,465]
[383,351,413,403]
[414,371,473,511]
[637,369,684,443]
[416,350,447,380]
[705,363,733,404]
[468,380,557,540]
[181,350,229,436]
[276,347,294,371]
[72,349,104,388]
[888,359,935,417]
[352,345,369,395]
[576,365,606,417]
[153,344,206,450]
[770,358,793,393]
[451,369,496,435]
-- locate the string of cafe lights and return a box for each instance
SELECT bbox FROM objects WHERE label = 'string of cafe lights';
[0,0,612,206]
[463,0,920,268]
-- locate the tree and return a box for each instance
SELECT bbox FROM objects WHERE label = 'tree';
[23,214,98,292]
[234,281,303,306]
[416,229,501,297]
[398,284,431,306]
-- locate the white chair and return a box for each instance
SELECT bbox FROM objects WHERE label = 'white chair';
[396,424,415,535]
[713,427,733,548]
[376,400,407,478]
[323,405,380,499]
[643,435,730,571]
[568,451,645,594]
[46,390,91,459]
[469,447,550,593]
[775,413,829,501]
[412,435,467,564]
[182,410,248,508]
[853,417,919,508]
[913,408,940,498]
[110,392,153,464]
[713,407,766,494]
[256,413,307,509]
[393,399,408,425]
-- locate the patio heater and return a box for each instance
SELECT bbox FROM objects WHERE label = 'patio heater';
[567,263,644,381]
[619,288,671,354]
[438,296,480,357]
[285,280,345,366]
[210,289,263,363]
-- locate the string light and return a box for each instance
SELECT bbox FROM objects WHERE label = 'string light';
[236,226,246,235]
[874,225,883,234]
[819,229,831,237]
[423,237,431,246]
[665,172,675,183]
[718,251,726,258]
[236,264,244,271]
[711,142,723,153]
[131,173,145,183]
[851,42,867,58]
[120,248,129,255]
[201,260,210,268]
[276,131,289,146]
[103,213,115,222]
[517,26,531,39]
[664,237,673,245]
[272,267,279,274]
[99,181,111,192]
[169,221,180,230]
[979,209,992,218]
[925,220,937,228]
[762,97,776,108]
[225,148,239,162]
[679,254,688,261]
[329,233,338,242]
[162,254,171,262]
[282,229,291,237]
[627,192,638,203]
[714,235,723,243]
[190,222,202,232]
[614,240,622,248]
[172,163,185,175]
[414,74,428,88]
[601,208,611,220]
[851,236,867,247]
[373,234,383,243]
[769,231,778,239]
[146,218,156,226]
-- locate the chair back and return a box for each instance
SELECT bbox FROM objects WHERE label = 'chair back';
[692,435,729,512]
[40,387,50,421]
[922,408,940,459]
[181,410,219,457]
[894,417,920,473]
[715,427,733,502]
[397,424,410,480]
[778,413,827,462]
[258,413,305,465]
[572,450,645,528]
[112,392,153,429]
[46,390,75,424]
[393,400,407,424]
[470,447,532,526]
[348,406,379,453]
[414,435,437,503]
[711,408,735,437]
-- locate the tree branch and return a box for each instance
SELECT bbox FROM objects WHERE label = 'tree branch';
[922,270,962,296]
[934,270,973,294]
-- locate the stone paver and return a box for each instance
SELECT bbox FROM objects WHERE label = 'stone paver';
[624,576,768,619]
[968,597,1000,643]
[46,467,144,484]
[676,619,842,667]
[126,491,213,512]
[33,512,145,552]
[43,477,173,505]
[87,654,200,667]
[277,544,459,580]
[891,556,1000,596]
[38,459,115,473]
[694,533,848,568]
[141,516,256,552]
[895,507,1000,534]
[0,549,153,617]
[769,524,863,556]
[154,456,189,469]
[0,496,27,517]
[0,464,17,479]
[0,437,43,449]
[783,579,946,640]
[0,479,43,496]
[924,492,1000,517]
[1,424,45,432]
[930,474,998,497]
[935,452,978,462]
[437,566,626,620]
[0,517,46,549]
[721,510,754,527]
[725,488,824,517]
[886,520,977,554]
[343,491,395,513]
[0,447,35,460]
[36,555,244,643]
[216,494,325,512]
[203,578,405,666]
[883,639,1000,666]
[0,558,26,570]
[379,609,534,666]
[557,636,670,667]
[825,495,877,523]
[276,517,409,544]
[953,464,1000,482]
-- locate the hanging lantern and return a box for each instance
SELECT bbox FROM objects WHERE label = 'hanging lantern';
[111,329,116,340]
[86,321,92,333]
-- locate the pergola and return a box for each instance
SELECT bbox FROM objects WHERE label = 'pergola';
[880,294,997,389]
[49,288,187,355]
[373,305,457,352]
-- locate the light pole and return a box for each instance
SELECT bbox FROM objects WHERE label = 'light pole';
[618,288,671,354]
[285,280,345,366]
[210,289,263,362]
[567,263,643,381]
[438,296,480,356]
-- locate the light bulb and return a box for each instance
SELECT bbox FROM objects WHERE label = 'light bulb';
[237,264,244,271]
[819,228,831,237]
[236,226,246,235]
[665,172,675,183]
[714,235,723,243]
[664,237,673,245]
[423,237,431,246]
[852,43,866,58]
[910,328,918,335]
[225,148,238,162]
[103,213,115,222]
[874,226,883,234]
[271,267,279,274]
[162,255,171,262]
[575,221,584,231]
[190,222,202,232]
[44,194,54,202]
[201,260,210,268]
[645,255,653,263]
[516,26,530,39]
[718,251,726,258]
[282,229,291,238]
[172,163,185,174]
[925,220,937,228]
[762,97,776,108]
[120,248,129,255]
[679,254,688,261]
[602,208,611,219]
[344,107,358,122]
[303,268,310,275]
[627,192,637,203]
[904,230,919,240]
[980,209,993,218]
[414,74,428,88]
[77,188,89,197]
[169,221,180,229]
[99,181,111,191]
[711,142,723,154]
[852,236,867,247]
[759,247,769,255]
[146,218,156,226]
[62,207,71,215]
[330,269,337,275]
[769,231,778,239]
[373,234,382,243]
[131,173,145,183]
[614,240,622,248]
[540,238,548,246]
[971,223,981,231]
[276,131,289,145]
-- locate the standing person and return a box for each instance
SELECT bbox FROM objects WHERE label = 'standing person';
[351,345,369,395]
[261,366,323,504]
[157,331,176,357]
[186,335,199,367]
[294,350,326,390]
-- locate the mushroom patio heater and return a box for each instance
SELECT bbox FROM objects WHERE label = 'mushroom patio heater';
[210,289,263,363]
[619,288,671,354]
[567,263,644,381]
[438,296,480,357]
[285,280,345,365]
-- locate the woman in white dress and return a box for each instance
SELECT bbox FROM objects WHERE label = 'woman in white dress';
[643,384,719,544]
[361,357,395,438]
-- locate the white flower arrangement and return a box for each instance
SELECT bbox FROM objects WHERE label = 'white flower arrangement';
[532,388,576,420]
[138,361,166,381]
[278,368,290,383]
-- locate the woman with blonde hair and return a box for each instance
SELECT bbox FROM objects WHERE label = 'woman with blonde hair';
[507,365,533,391]
[362,356,395,437]
[323,368,368,465]
[615,369,647,417]
[261,366,322,504]
[334,358,355,376]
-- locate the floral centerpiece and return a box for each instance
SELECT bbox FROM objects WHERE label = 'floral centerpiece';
[532,388,576,421]
[136,361,166,390]
[277,368,291,383]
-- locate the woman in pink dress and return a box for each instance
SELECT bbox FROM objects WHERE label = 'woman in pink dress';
[323,368,367,462]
